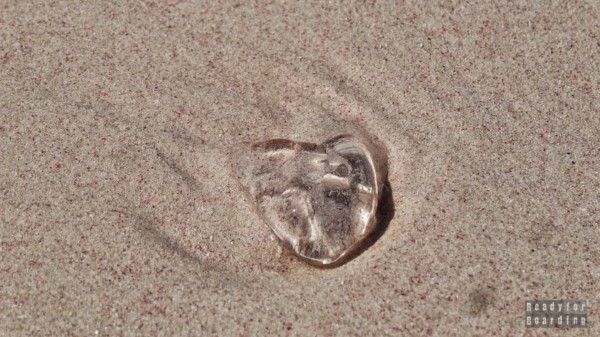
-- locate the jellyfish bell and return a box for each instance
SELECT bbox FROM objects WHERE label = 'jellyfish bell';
[235,132,388,266]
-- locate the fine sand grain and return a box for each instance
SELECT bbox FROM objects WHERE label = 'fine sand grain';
[1,2,598,336]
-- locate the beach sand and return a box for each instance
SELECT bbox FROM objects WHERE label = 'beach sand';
[1,1,598,336]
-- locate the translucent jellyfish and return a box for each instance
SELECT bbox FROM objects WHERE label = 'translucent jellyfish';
[235,133,388,266]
